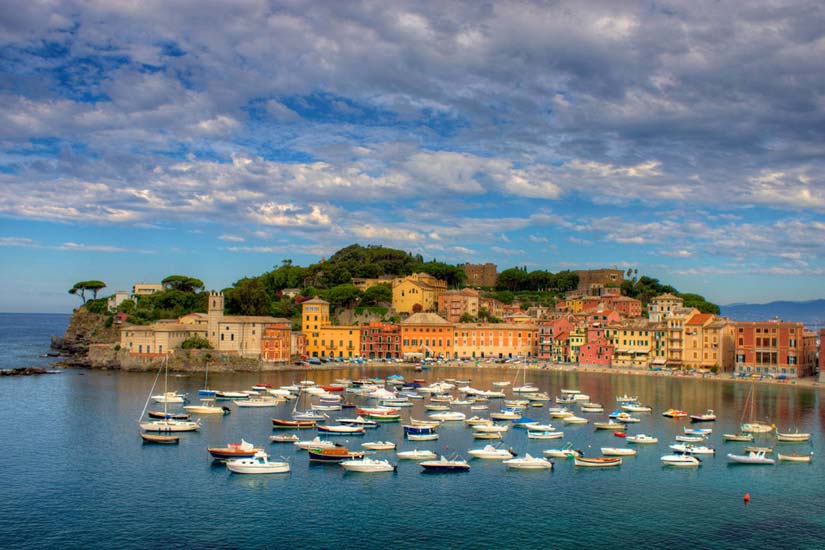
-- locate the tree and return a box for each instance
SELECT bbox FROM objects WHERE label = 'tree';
[162,275,204,293]
[362,283,392,305]
[181,336,212,349]
[680,293,720,314]
[322,284,362,309]
[69,280,107,304]
[459,313,476,323]
[496,268,528,291]
[225,278,270,315]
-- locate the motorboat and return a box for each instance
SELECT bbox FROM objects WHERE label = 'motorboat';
[151,391,187,404]
[512,385,540,393]
[403,425,437,435]
[512,418,539,429]
[621,403,652,413]
[727,451,775,465]
[317,425,365,435]
[560,389,581,395]
[340,457,396,473]
[744,446,773,454]
[357,406,399,416]
[337,416,379,428]
[668,444,715,455]
[468,445,515,459]
[311,404,342,411]
[472,424,509,433]
[504,400,530,408]
[473,432,502,440]
[503,453,553,470]
[139,418,200,432]
[661,454,701,467]
[626,434,658,444]
[140,433,179,444]
[397,449,438,460]
[216,391,248,400]
[675,435,705,443]
[428,411,465,422]
[777,452,814,463]
[271,418,317,429]
[366,412,401,422]
[580,405,604,413]
[294,437,336,450]
[616,394,638,403]
[689,409,717,422]
[185,399,230,415]
[543,444,581,459]
[226,451,289,474]
[594,421,625,430]
[425,404,451,411]
[308,446,366,463]
[208,440,263,460]
[269,434,300,443]
[775,430,811,442]
[420,456,470,472]
[293,410,326,421]
[614,431,626,438]
[526,423,555,432]
[723,433,754,442]
[740,422,773,434]
[601,447,637,456]
[471,405,489,411]
[555,396,576,404]
[361,441,396,451]
[684,427,712,436]
[524,392,551,402]
[527,431,564,440]
[408,433,439,441]
[572,394,591,402]
[662,409,688,418]
[550,408,573,418]
[611,413,640,424]
[490,410,522,421]
[409,418,441,427]
[563,416,588,424]
[464,416,493,427]
[235,397,283,408]
[574,456,622,467]
[492,381,511,387]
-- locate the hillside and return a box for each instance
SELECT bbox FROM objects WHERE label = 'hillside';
[721,299,825,329]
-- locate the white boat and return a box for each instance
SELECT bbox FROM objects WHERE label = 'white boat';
[504,399,530,408]
[626,434,658,444]
[428,411,466,422]
[543,444,580,459]
[464,416,493,426]
[311,404,341,411]
[555,396,576,404]
[492,381,511,387]
[226,451,289,474]
[293,437,335,450]
[560,389,581,395]
[563,416,588,424]
[473,431,502,440]
[616,394,638,403]
[777,452,814,463]
[337,416,378,428]
[503,453,553,470]
[727,451,775,465]
[409,418,441,427]
[775,430,811,442]
[420,456,470,472]
[184,399,229,415]
[396,449,438,460]
[741,422,773,434]
[472,424,509,433]
[594,421,625,430]
[621,404,652,413]
[612,413,640,423]
[490,410,522,420]
[572,394,590,402]
[293,410,326,420]
[340,457,395,473]
[580,405,604,413]
[468,445,515,459]
[723,433,754,442]
[407,433,439,441]
[234,398,282,408]
[317,425,365,435]
[512,385,540,393]
[139,418,201,432]
[689,409,717,422]
[683,427,712,436]
[669,444,715,455]
[527,431,564,440]
[216,391,249,400]
[470,405,489,411]
[269,434,300,443]
[661,454,701,467]
[362,441,396,451]
[550,408,573,418]
[601,447,637,456]
[152,391,187,404]
[675,435,705,443]
[526,423,555,432]
[524,392,551,402]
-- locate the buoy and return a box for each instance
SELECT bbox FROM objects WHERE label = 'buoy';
[744,493,751,503]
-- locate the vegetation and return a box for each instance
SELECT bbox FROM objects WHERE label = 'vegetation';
[495,267,578,293]
[162,275,205,293]
[69,280,107,304]
[621,275,720,313]
[181,336,212,349]
[224,278,270,316]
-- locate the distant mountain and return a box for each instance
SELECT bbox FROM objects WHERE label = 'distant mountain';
[721,299,825,329]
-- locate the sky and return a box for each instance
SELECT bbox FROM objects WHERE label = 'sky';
[1,0,824,313]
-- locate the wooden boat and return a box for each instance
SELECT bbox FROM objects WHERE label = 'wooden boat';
[408,433,439,441]
[543,444,580,459]
[420,456,470,472]
[574,456,622,467]
[147,411,191,420]
[308,446,365,462]
[271,418,317,429]
[601,447,637,456]
[689,409,717,422]
[777,452,813,463]
[141,433,179,444]
[775,430,811,442]
[366,412,401,422]
[409,418,441,427]
[317,425,365,435]
[403,424,437,435]
[723,433,754,442]
[208,440,263,460]
[527,431,564,440]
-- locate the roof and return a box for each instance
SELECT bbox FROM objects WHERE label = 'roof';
[122,323,207,333]
[302,297,329,305]
[221,315,292,324]
[454,323,538,330]
[654,293,682,301]
[686,313,714,326]
[401,312,452,325]
[612,296,640,303]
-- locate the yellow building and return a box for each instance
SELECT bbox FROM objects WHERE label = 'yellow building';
[392,273,448,314]
[301,297,360,358]
[132,282,164,297]
[606,320,668,368]
[351,276,394,291]
[569,326,586,363]
[648,293,684,322]
[565,297,584,314]
[682,313,736,371]
[400,312,454,359]
[453,323,537,359]
[664,306,700,367]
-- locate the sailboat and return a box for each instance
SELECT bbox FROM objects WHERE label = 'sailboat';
[198,362,217,397]
[139,358,201,433]
[511,361,539,393]
[739,382,773,434]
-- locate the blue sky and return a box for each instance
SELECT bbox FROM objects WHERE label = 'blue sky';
[1,1,824,313]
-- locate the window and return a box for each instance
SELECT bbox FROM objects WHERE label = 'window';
[220,334,224,341]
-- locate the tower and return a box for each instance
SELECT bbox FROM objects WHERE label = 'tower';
[207,291,224,348]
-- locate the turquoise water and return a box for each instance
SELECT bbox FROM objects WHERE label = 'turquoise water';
[1,313,824,549]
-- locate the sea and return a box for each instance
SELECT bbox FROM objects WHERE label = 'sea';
[1,312,824,549]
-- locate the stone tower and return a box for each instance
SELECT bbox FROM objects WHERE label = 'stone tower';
[207,291,225,348]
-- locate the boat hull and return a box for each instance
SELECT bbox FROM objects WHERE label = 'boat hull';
[574,457,622,467]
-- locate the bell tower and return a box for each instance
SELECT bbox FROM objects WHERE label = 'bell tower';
[207,291,224,348]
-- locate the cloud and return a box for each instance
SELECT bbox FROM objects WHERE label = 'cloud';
[0,237,37,247]
[218,234,245,242]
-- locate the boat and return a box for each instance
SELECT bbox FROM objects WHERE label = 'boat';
[362,441,396,450]
[409,418,441,427]
[527,430,564,440]
[367,412,401,422]
[572,394,590,402]
[473,431,502,440]
[235,397,283,408]
[308,446,365,462]
[616,394,638,403]
[490,410,521,421]
[271,418,317,429]
[580,405,604,413]
[621,403,652,413]
[512,385,540,393]
[141,433,179,444]
[420,456,470,472]
[741,422,773,433]
[293,437,335,450]
[216,391,248,400]
[311,404,341,411]
[626,434,658,444]
[574,456,622,467]
[601,447,637,456]
[397,449,437,460]
[184,399,230,415]
[403,425,437,435]
[550,408,573,418]
[468,445,515,459]
[727,451,775,465]
[661,454,701,467]
[777,452,814,463]
[293,410,326,420]
[471,405,489,411]
[512,418,539,429]
[464,416,493,426]
[425,404,450,411]
[317,425,365,435]
[226,451,290,474]
[472,424,509,433]
[775,429,811,442]
[428,411,465,422]
[139,358,201,433]
[594,421,625,430]
[560,389,581,395]
[723,433,754,442]
[555,396,576,404]
[408,433,439,441]
[151,391,187,404]
[668,444,715,455]
[340,457,396,472]
[662,409,688,418]
[269,434,300,443]
[526,423,555,432]
[614,431,626,438]
[683,427,713,436]
[744,446,773,454]
[208,440,263,460]
[503,453,553,470]
[337,416,379,428]
[147,411,191,420]
[543,444,581,459]
[739,382,773,433]
[563,416,588,425]
[675,435,705,443]
[492,381,511,387]
[689,409,717,422]
[198,363,217,397]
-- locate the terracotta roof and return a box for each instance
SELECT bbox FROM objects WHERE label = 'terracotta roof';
[686,313,714,326]
[654,293,682,301]
[401,312,452,325]
[221,315,292,324]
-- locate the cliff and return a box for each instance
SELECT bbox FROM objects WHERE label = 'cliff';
[52,308,119,367]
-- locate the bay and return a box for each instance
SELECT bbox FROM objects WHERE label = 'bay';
[1,313,824,549]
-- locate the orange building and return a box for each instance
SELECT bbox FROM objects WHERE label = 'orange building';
[605,295,642,318]
[438,288,481,322]
[361,322,402,359]
[261,323,293,362]
[400,312,453,359]
[734,320,817,378]
[453,323,537,359]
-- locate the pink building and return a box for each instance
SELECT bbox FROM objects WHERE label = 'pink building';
[606,296,642,318]
[586,309,622,326]
[538,317,575,360]
[579,326,614,366]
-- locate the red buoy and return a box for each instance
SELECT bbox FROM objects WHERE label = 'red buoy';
[744,493,751,503]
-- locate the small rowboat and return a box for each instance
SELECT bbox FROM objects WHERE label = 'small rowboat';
[601,447,637,456]
[775,430,811,442]
[777,452,813,463]
[614,431,627,438]
[141,433,180,444]
[147,411,191,420]
[317,425,365,435]
[723,433,753,442]
[574,456,622,467]
[272,418,317,429]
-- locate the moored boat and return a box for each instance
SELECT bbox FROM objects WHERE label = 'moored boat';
[340,457,396,472]
[689,409,717,422]
[141,433,180,444]
[668,443,715,455]
[661,454,701,467]
[397,449,437,460]
[740,422,773,434]
[139,418,201,432]
[662,409,688,418]
[503,453,553,470]
[362,441,396,451]
[777,452,814,463]
[527,430,564,440]
[408,433,439,441]
[151,391,187,404]
[208,440,263,460]
[468,445,515,459]
[727,450,775,465]
[563,415,588,425]
[428,411,465,422]
[723,433,754,442]
[594,421,625,430]
[542,444,580,459]
[574,456,622,467]
[147,410,191,420]
[317,425,365,435]
[420,456,470,472]
[226,451,289,474]
[293,437,335,450]
[271,418,317,429]
[308,446,365,462]
[626,434,658,444]
[185,399,231,415]
[269,434,300,443]
[601,447,637,456]
[775,429,811,442]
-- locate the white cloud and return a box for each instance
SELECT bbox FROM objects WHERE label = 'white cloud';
[218,234,245,242]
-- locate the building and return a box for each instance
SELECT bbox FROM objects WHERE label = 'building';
[551,331,571,363]
[301,297,361,358]
[820,329,825,382]
[605,295,642,318]
[392,273,448,314]
[453,323,537,359]
[576,269,624,295]
[606,319,667,369]
[438,288,481,322]
[479,297,505,320]
[361,322,402,359]
[280,288,301,298]
[400,312,453,359]
[132,282,164,297]
[735,320,818,378]
[462,263,498,288]
[569,326,586,363]
[205,292,292,357]
[681,313,736,371]
[664,306,701,367]
[261,323,294,362]
[120,323,206,355]
[648,293,684,323]
[578,324,614,366]
[351,276,395,291]
[537,317,575,360]
[107,290,131,312]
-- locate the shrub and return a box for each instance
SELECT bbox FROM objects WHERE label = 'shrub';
[181,336,212,350]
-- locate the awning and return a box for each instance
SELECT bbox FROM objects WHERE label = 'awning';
[653,358,667,365]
